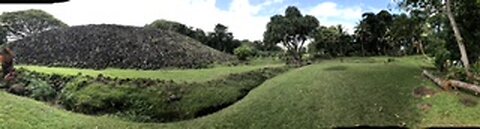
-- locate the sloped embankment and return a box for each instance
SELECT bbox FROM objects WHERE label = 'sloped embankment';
[2,66,289,123]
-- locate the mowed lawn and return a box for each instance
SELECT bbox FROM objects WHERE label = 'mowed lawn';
[17,64,282,82]
[2,56,480,128]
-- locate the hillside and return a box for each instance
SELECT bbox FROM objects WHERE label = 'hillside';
[4,57,475,128]
[10,24,235,70]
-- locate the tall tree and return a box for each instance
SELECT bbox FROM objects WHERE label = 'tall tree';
[191,28,208,43]
[445,0,470,71]
[0,9,67,41]
[206,24,239,54]
[398,0,478,75]
[376,10,393,54]
[264,6,319,64]
[309,25,353,57]
[388,12,428,56]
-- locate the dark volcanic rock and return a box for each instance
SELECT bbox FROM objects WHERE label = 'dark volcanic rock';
[11,24,234,69]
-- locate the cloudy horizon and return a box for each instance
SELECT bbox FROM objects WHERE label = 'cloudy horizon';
[0,0,397,41]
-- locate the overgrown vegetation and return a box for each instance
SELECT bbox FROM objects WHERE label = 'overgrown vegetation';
[396,0,480,82]
[1,66,289,123]
[0,56,450,129]
[234,45,256,61]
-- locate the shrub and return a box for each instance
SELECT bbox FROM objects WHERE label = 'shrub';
[26,78,55,101]
[10,70,56,101]
[234,45,256,61]
[433,48,451,72]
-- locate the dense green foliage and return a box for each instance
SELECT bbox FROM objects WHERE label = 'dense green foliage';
[0,9,67,41]
[62,67,287,122]
[308,25,355,58]
[205,24,241,54]
[11,66,287,122]
[397,0,480,81]
[3,56,471,128]
[354,10,423,56]
[264,6,319,64]
[234,45,256,61]
[3,70,57,101]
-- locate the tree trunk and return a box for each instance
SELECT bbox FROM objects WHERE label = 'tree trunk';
[290,49,302,65]
[422,70,446,89]
[361,41,365,56]
[446,0,471,73]
[423,70,480,93]
[418,41,426,56]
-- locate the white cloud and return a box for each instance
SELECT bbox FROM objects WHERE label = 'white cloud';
[0,0,277,40]
[305,2,379,34]
[0,0,379,40]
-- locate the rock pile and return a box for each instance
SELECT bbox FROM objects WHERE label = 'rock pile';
[10,24,234,69]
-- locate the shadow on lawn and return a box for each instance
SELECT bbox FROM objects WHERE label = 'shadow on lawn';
[324,66,348,71]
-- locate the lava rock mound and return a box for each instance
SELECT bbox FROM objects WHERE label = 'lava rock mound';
[11,24,234,69]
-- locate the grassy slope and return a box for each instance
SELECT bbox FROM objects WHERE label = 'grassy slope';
[160,57,427,128]
[1,56,441,128]
[17,64,281,82]
[419,81,480,127]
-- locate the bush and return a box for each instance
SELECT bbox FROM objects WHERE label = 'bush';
[26,78,55,101]
[234,45,256,61]
[433,48,451,72]
[12,71,56,101]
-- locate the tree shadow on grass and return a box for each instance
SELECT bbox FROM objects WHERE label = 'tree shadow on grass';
[324,66,348,71]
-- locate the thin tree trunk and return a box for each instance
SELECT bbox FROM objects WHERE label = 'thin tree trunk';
[446,0,471,73]
[418,41,426,56]
[361,41,365,56]
[418,40,432,60]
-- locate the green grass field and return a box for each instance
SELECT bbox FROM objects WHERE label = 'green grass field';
[2,56,480,128]
[18,64,281,82]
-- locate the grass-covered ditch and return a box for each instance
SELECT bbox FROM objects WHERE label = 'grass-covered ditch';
[0,66,289,123]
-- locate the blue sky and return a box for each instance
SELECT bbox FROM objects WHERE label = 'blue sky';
[217,0,395,15]
[0,0,397,40]
[213,0,396,38]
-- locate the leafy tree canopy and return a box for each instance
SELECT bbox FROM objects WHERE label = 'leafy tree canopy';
[0,9,67,41]
[264,6,319,64]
